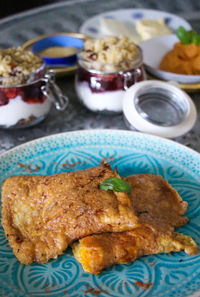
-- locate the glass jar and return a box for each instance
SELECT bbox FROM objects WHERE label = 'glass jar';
[0,65,68,129]
[75,46,146,113]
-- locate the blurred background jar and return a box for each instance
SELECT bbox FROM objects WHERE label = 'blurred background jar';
[0,47,68,129]
[75,36,146,114]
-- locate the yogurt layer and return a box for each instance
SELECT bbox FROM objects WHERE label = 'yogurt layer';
[0,95,51,127]
[76,82,124,112]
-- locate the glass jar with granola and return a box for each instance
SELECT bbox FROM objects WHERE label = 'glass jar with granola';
[75,36,146,113]
[0,47,68,128]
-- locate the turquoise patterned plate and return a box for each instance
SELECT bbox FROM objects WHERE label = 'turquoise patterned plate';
[0,130,200,297]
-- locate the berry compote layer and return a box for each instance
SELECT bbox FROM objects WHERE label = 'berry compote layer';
[76,65,146,113]
[0,80,51,128]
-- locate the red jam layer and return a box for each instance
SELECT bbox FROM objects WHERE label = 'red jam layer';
[0,81,47,107]
[77,65,146,93]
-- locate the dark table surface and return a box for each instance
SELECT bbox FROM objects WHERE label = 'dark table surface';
[1,0,200,155]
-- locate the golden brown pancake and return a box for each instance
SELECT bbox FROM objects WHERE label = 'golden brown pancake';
[72,174,196,274]
[126,174,188,234]
[72,227,198,275]
[2,167,196,270]
[1,163,138,264]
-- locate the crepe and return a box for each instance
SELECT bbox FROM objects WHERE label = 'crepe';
[126,174,189,234]
[1,163,138,264]
[72,174,197,274]
[1,165,197,270]
[73,227,198,274]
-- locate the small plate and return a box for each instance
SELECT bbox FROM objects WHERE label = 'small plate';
[79,8,192,39]
[147,73,200,93]
[140,34,200,84]
[22,32,86,76]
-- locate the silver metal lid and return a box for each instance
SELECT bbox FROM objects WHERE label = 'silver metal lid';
[123,80,197,138]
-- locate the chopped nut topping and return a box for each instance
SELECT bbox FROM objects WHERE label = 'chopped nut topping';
[0,47,43,86]
[80,36,141,72]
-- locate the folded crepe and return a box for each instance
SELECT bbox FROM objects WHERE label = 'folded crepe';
[72,174,198,274]
[72,226,198,275]
[1,165,198,270]
[1,163,138,264]
[126,174,189,233]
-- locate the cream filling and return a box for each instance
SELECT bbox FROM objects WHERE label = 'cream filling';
[76,82,124,112]
[0,95,51,127]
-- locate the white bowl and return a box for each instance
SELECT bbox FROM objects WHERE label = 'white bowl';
[140,34,200,84]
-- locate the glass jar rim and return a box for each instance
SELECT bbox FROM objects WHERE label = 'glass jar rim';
[77,45,143,73]
[0,61,46,88]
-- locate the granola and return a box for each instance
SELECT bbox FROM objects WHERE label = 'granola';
[80,36,140,72]
[0,47,43,86]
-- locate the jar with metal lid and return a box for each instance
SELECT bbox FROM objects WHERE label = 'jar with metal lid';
[0,47,68,129]
[75,36,146,113]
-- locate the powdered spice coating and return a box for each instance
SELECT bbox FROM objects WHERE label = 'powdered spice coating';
[1,163,138,264]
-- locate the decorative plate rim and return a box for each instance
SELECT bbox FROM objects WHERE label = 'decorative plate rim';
[1,129,199,157]
[0,129,199,157]
[0,129,200,178]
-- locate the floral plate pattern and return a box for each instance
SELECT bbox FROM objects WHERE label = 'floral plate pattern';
[0,129,200,297]
[79,8,192,39]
